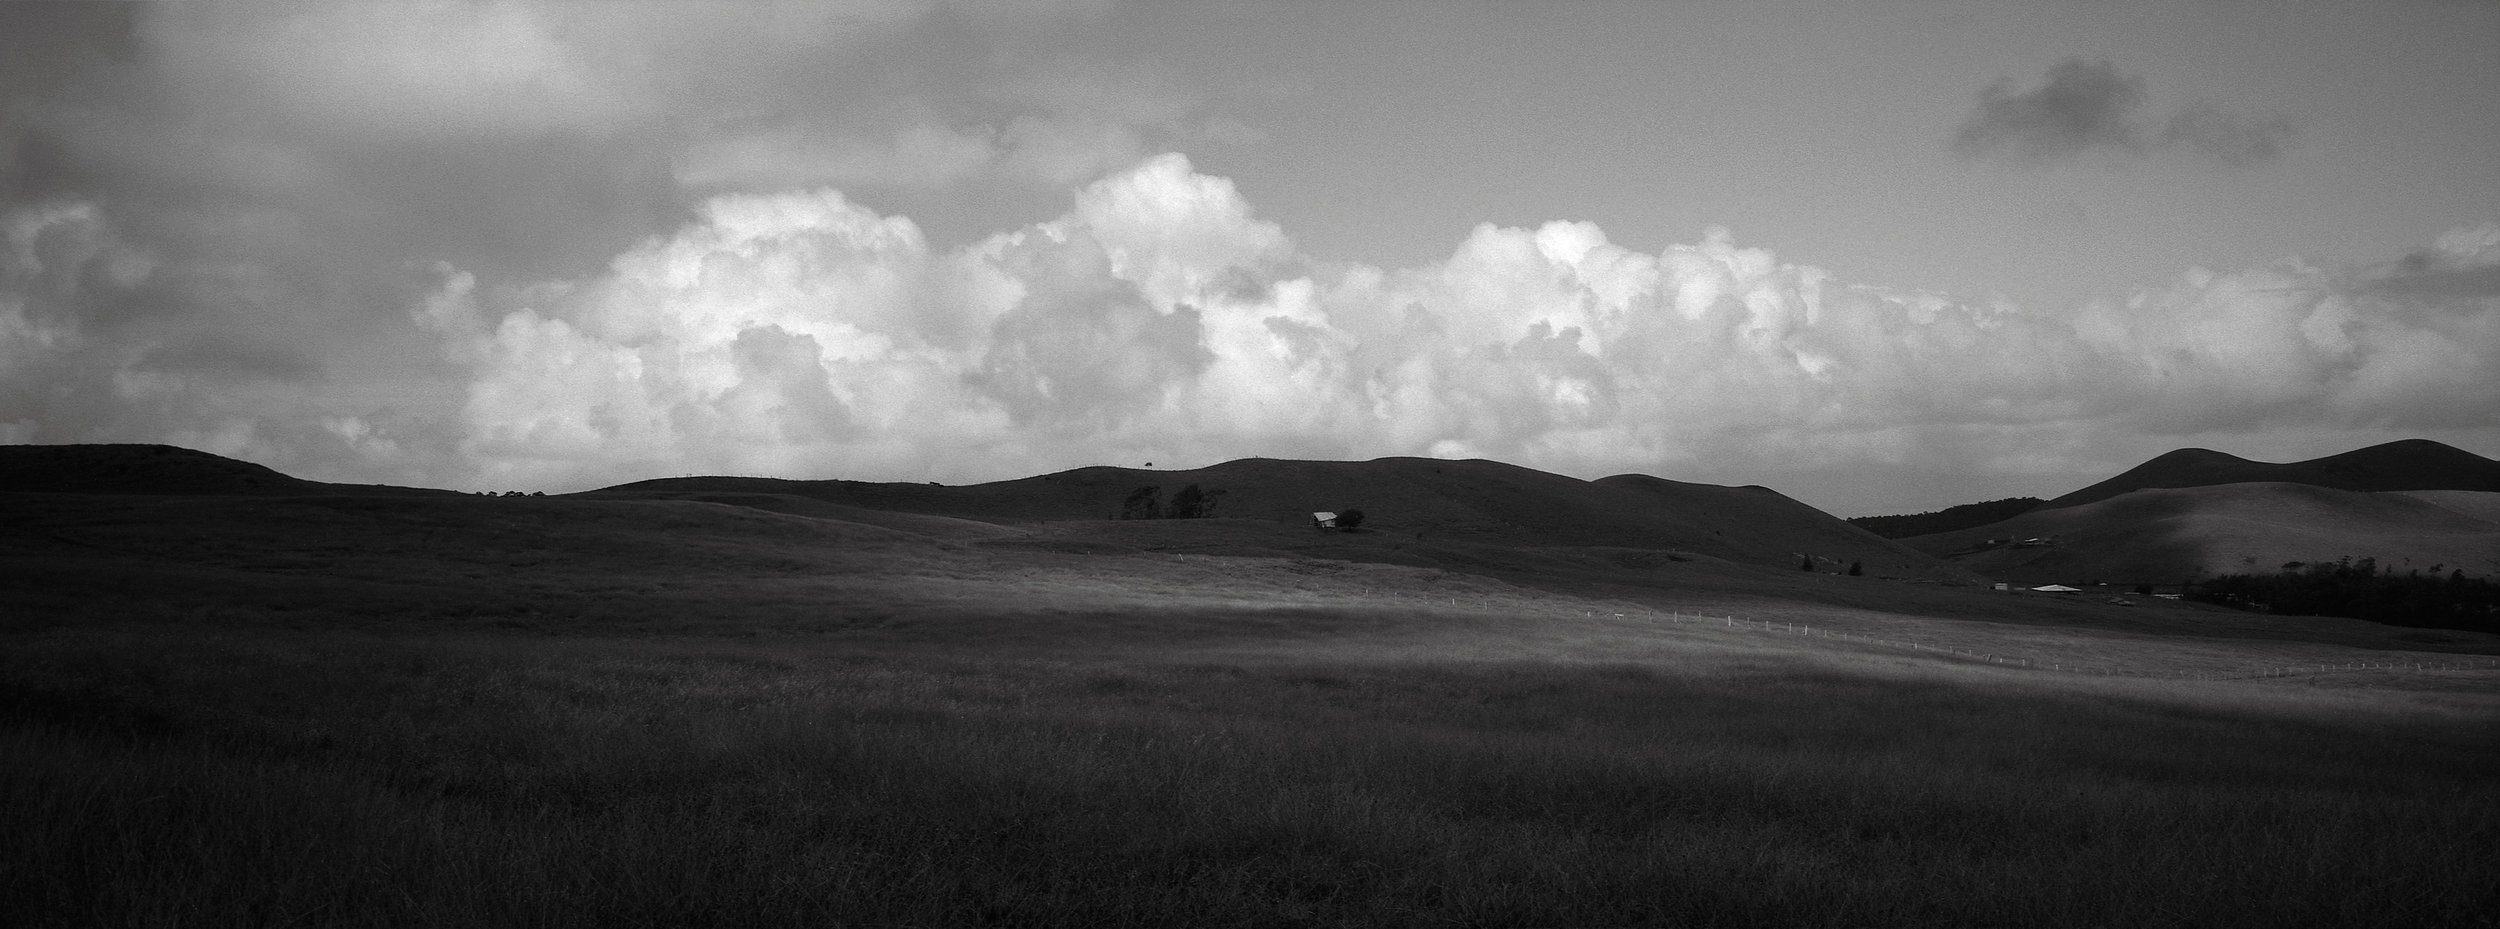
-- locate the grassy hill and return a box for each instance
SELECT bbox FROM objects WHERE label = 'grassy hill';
[0,443,323,495]
[597,456,1969,581]
[1905,482,2500,585]
[6,443,2498,928]
[0,443,446,497]
[1848,496,2043,539]
[2042,438,2500,509]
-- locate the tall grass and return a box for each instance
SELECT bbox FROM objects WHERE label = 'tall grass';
[7,624,2495,928]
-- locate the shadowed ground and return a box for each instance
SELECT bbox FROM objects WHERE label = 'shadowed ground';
[5,447,2498,927]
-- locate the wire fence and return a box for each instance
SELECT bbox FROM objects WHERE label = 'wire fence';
[1612,608,2500,682]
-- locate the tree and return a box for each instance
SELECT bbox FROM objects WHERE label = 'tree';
[1120,486,1162,520]
[1800,555,1814,572]
[1166,483,1225,519]
[1847,560,1863,577]
[1335,508,1365,530]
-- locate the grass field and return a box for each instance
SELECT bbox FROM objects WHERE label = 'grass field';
[6,490,2499,927]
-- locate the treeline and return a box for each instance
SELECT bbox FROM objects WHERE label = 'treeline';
[2188,557,2499,634]
[1118,484,1225,520]
[1848,497,2043,539]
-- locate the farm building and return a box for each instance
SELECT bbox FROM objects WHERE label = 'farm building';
[1311,511,1337,529]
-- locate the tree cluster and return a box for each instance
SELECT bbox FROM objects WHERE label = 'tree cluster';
[2187,556,2498,634]
[1847,497,2043,539]
[1118,484,1227,520]
[1798,555,1863,575]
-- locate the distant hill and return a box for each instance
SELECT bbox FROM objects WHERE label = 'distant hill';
[1849,497,2043,539]
[2041,439,2500,510]
[0,444,1976,580]
[0,444,441,497]
[1903,482,2500,586]
[597,456,1974,580]
[0,444,323,496]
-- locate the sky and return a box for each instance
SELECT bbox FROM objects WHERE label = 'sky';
[2,1,2496,516]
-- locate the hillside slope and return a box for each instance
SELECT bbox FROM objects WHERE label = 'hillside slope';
[0,444,444,497]
[1906,482,2500,585]
[1849,497,2044,539]
[0,444,322,495]
[597,456,1970,580]
[2043,439,2500,509]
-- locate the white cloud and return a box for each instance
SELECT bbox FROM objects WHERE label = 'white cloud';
[407,154,2500,493]
[8,148,2494,506]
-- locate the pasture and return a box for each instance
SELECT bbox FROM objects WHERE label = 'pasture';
[5,491,2497,927]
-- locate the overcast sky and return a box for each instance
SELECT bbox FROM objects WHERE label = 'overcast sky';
[4,1,2495,515]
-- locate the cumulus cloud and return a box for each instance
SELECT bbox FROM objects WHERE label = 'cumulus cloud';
[9,147,2495,503]
[1954,58,2296,166]
[0,0,1236,485]
[399,153,2500,494]
[0,6,2481,509]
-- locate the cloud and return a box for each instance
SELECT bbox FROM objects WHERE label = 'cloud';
[0,200,440,481]
[2364,225,2500,299]
[0,7,2476,505]
[8,148,2494,505]
[1953,58,2148,161]
[1954,58,2296,167]
[398,153,2500,495]
[0,0,1217,484]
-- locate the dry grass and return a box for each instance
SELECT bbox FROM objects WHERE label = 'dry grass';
[8,608,2500,928]
[7,490,2500,927]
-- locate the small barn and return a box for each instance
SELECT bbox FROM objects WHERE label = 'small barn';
[1311,511,1338,529]
[2030,584,2082,594]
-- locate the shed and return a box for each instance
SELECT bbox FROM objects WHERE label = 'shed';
[2030,584,2082,593]
[1311,511,1337,529]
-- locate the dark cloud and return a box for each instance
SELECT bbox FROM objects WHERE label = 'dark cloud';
[2363,238,2500,299]
[1954,58,2296,167]
[1952,59,2147,161]
[2367,264,2500,298]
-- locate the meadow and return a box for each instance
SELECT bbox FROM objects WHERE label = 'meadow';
[5,491,2498,927]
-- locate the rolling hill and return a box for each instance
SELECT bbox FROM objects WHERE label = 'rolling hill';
[1905,482,2500,586]
[594,456,1968,580]
[1848,497,2043,539]
[2041,439,2500,509]
[0,443,444,497]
